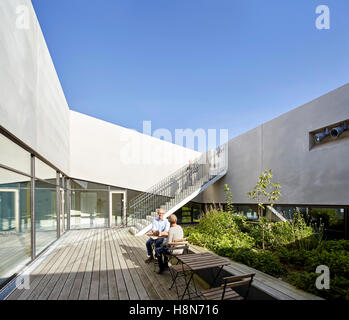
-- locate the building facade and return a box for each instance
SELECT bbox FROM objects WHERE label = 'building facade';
[0,0,348,288]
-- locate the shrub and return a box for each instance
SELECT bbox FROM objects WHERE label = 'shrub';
[231,249,286,277]
[246,215,315,250]
[184,210,255,252]
[185,208,349,300]
[278,248,311,268]
[317,240,349,252]
[285,272,349,300]
[304,250,349,277]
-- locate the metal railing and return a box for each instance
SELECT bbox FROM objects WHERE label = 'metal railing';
[127,144,228,228]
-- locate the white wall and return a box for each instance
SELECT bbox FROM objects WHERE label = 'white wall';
[70,111,201,191]
[0,0,200,190]
[201,84,349,206]
[0,0,70,173]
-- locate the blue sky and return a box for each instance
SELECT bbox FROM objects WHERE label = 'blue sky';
[32,0,349,147]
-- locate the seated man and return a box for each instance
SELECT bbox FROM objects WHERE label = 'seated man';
[145,208,170,263]
[155,214,184,274]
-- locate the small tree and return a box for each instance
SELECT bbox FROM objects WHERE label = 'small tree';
[247,169,282,249]
[224,184,234,213]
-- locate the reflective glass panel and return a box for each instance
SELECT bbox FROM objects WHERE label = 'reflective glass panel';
[35,180,57,254]
[0,168,31,286]
[71,190,108,229]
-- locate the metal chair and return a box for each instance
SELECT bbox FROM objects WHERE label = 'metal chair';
[165,239,198,299]
[201,273,255,300]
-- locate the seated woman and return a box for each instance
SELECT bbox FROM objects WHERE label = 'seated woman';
[155,214,184,274]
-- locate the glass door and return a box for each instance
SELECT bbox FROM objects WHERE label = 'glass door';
[110,191,126,227]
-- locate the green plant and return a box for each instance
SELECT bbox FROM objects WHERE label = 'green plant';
[309,208,343,229]
[231,248,286,277]
[247,169,282,250]
[184,210,255,256]
[184,204,349,300]
[224,184,234,213]
[247,169,282,217]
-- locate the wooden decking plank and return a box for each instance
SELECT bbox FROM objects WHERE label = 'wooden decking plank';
[78,229,99,300]
[131,232,178,300]
[225,261,314,300]
[49,230,92,300]
[118,230,164,300]
[58,229,93,300]
[115,230,150,300]
[25,231,81,300]
[10,231,79,300]
[125,231,178,300]
[66,229,95,300]
[89,229,102,300]
[36,230,86,300]
[126,231,177,300]
[98,229,109,300]
[104,229,118,300]
[116,230,158,300]
[106,229,129,300]
[109,229,140,300]
[44,230,85,299]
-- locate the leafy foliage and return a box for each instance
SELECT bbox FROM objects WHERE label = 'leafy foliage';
[247,169,282,215]
[224,184,234,213]
[184,210,255,252]
[246,213,315,251]
[246,169,282,250]
[185,209,349,300]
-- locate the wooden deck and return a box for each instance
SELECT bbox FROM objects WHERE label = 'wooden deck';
[5,228,205,300]
[4,228,323,300]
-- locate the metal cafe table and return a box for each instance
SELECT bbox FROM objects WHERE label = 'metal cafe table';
[175,252,231,300]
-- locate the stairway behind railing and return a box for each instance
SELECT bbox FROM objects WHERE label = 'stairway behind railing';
[127,144,228,227]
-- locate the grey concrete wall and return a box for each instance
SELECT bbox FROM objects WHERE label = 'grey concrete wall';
[201,84,349,206]
[0,0,70,173]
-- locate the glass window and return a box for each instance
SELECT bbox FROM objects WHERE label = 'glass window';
[181,206,192,224]
[35,180,57,254]
[71,190,108,229]
[235,205,259,220]
[0,133,31,175]
[192,203,202,223]
[0,168,31,286]
[71,179,108,190]
[274,206,307,222]
[35,158,57,184]
[309,208,345,240]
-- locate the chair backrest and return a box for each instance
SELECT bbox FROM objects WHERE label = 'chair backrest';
[221,273,255,300]
[168,238,189,255]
